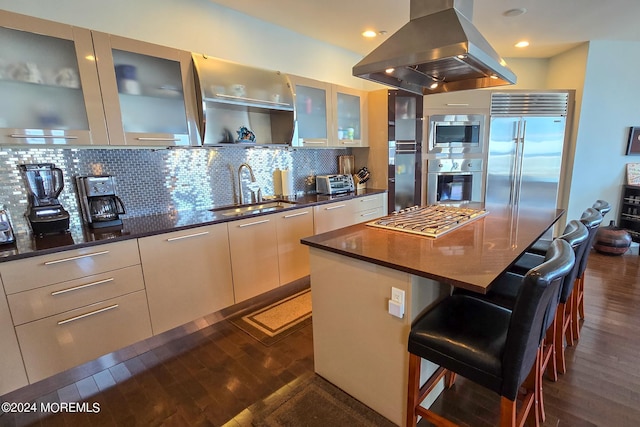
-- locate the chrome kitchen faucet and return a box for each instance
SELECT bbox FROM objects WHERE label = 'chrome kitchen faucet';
[237,163,256,205]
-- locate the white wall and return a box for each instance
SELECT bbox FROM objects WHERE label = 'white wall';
[566,40,640,222]
[502,58,549,89]
[0,0,366,89]
[546,43,589,218]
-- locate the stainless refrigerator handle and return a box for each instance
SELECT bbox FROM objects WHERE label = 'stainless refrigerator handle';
[513,120,527,208]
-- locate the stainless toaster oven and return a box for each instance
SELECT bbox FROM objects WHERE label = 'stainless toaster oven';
[316,174,355,195]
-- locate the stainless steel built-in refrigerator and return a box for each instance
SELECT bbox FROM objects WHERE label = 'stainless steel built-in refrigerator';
[485,92,574,215]
[388,90,423,212]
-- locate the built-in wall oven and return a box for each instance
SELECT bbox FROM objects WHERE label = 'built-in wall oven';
[427,114,485,155]
[426,158,483,205]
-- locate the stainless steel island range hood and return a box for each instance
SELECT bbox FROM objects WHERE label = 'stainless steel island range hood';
[353,0,516,95]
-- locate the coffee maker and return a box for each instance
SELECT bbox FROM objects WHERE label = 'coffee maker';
[76,175,126,228]
[19,163,70,235]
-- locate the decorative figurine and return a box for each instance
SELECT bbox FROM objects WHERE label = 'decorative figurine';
[236,126,256,143]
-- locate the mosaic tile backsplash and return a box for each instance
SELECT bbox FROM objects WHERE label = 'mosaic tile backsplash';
[0,146,348,235]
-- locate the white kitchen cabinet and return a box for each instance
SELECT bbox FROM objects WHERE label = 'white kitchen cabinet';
[0,10,108,146]
[423,89,491,110]
[138,223,234,335]
[92,32,199,147]
[289,75,367,148]
[228,215,280,302]
[314,194,387,234]
[275,207,314,285]
[0,277,28,395]
[0,239,141,294]
[352,193,387,224]
[0,10,199,148]
[331,84,367,148]
[313,200,357,234]
[0,239,151,385]
[16,290,151,383]
[290,75,332,148]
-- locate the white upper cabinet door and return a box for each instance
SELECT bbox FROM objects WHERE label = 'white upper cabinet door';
[0,11,108,146]
[331,85,367,148]
[92,32,200,147]
[289,75,332,148]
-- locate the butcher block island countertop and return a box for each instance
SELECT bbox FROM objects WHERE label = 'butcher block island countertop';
[300,203,564,426]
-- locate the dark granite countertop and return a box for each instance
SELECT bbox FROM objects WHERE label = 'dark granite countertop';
[301,203,565,293]
[0,189,386,262]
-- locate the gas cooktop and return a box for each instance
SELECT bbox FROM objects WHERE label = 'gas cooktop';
[367,205,489,238]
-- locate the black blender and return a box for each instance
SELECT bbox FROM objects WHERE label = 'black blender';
[19,163,70,235]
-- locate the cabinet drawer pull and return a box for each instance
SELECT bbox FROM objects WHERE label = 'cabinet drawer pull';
[326,204,346,210]
[10,134,79,140]
[284,211,309,219]
[360,211,378,217]
[445,103,469,106]
[215,93,290,107]
[135,137,181,142]
[238,219,270,228]
[301,140,326,145]
[44,250,110,266]
[57,304,119,325]
[51,278,114,296]
[166,231,210,241]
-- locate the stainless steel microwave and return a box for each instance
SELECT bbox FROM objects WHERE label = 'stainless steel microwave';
[428,114,485,154]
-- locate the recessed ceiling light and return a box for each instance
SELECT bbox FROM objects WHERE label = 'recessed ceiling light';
[503,8,527,17]
[362,30,377,38]
[515,41,530,48]
[385,68,395,74]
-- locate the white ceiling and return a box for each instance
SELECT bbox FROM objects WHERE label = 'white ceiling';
[208,0,640,59]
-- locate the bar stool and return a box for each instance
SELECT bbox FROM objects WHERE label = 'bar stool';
[529,199,609,257]
[571,207,604,341]
[407,239,574,427]
[500,221,589,372]
[453,223,586,423]
[592,199,611,217]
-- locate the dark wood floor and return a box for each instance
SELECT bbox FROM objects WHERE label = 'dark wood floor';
[1,249,639,426]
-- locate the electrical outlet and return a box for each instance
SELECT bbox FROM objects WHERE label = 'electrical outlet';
[391,287,405,304]
[389,287,405,318]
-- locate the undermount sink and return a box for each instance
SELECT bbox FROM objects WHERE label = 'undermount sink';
[210,200,297,217]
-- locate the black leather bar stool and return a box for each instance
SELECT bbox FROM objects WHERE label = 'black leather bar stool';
[452,223,587,423]
[529,199,610,257]
[493,221,589,375]
[571,207,604,341]
[406,239,574,427]
[592,199,611,217]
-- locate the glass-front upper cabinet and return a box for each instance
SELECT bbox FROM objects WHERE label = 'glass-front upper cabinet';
[192,55,294,145]
[289,75,332,148]
[92,32,199,146]
[0,11,108,145]
[332,85,367,148]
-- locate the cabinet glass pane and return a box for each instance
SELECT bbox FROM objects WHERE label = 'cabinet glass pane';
[395,96,417,141]
[295,85,327,139]
[0,27,89,130]
[336,92,360,140]
[112,50,188,134]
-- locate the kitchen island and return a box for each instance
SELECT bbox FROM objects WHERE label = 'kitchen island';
[301,203,564,426]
